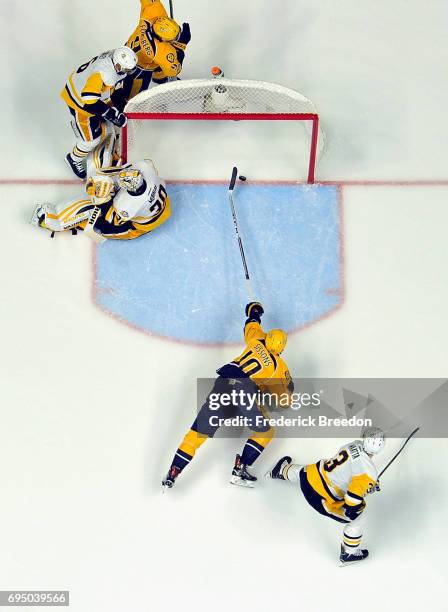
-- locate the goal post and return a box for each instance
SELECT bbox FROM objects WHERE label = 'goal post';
[121,78,324,183]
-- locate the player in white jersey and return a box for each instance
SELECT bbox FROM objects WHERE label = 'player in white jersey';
[30,160,171,242]
[61,48,137,180]
[266,428,385,565]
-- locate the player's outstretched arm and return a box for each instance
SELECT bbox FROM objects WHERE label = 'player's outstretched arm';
[140,0,168,21]
[244,302,265,342]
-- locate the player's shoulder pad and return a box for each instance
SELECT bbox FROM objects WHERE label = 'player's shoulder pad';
[97,53,122,87]
[155,40,180,61]
[134,159,160,179]
[346,441,378,479]
[138,20,157,55]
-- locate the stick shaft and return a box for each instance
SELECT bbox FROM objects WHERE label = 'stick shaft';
[228,167,254,299]
[378,427,420,478]
[169,0,174,18]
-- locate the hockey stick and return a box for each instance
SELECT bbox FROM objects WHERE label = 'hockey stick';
[378,427,420,478]
[228,167,255,301]
[169,0,174,18]
[83,206,107,244]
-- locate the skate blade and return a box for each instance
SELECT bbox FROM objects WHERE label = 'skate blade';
[229,475,255,488]
[339,557,368,568]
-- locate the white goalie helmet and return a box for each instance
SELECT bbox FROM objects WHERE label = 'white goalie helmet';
[362,427,385,455]
[113,168,155,222]
[117,168,145,193]
[112,47,137,75]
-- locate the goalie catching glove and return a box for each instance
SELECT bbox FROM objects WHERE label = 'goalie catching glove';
[86,175,116,205]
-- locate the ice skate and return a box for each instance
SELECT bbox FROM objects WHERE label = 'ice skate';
[339,545,369,567]
[65,153,86,179]
[230,454,257,488]
[265,456,292,480]
[162,466,181,491]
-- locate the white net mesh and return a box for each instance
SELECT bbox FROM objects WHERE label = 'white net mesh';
[124,78,325,181]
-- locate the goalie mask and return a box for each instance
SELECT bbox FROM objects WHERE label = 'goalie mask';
[113,169,154,223]
[117,169,146,194]
[152,17,181,42]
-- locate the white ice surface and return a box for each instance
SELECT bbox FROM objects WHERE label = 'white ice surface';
[1,1,448,611]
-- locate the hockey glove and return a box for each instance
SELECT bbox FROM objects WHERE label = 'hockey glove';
[103,106,127,128]
[245,302,264,319]
[343,500,366,521]
[366,480,381,494]
[86,175,115,206]
[173,22,191,50]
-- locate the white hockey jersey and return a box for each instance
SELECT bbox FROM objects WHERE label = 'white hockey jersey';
[62,51,125,112]
[95,159,171,240]
[317,440,378,506]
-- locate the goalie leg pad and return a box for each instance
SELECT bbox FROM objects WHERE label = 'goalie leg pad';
[43,197,95,232]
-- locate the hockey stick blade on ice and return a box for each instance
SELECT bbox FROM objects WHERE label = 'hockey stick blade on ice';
[378,427,420,478]
[228,167,254,301]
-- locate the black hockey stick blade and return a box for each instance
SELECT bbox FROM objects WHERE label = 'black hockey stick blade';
[229,167,238,191]
[378,427,420,478]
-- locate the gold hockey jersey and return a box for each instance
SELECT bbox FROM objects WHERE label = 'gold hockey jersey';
[126,0,182,76]
[229,321,293,399]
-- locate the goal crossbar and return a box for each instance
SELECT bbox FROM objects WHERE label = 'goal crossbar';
[122,112,320,183]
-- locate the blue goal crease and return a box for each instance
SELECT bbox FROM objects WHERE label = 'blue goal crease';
[94,183,342,345]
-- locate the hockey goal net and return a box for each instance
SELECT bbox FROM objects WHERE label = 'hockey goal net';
[122,78,324,183]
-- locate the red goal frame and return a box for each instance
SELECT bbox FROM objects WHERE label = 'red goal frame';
[121,112,320,183]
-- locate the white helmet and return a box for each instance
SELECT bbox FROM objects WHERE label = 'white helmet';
[113,168,156,222]
[112,47,137,75]
[362,427,385,455]
[117,168,145,193]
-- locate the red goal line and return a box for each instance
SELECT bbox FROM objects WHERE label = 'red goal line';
[122,112,320,183]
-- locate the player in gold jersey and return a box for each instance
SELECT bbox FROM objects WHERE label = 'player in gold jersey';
[267,429,385,565]
[162,302,293,490]
[112,1,191,111]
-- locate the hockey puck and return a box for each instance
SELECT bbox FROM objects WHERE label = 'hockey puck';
[239,175,247,181]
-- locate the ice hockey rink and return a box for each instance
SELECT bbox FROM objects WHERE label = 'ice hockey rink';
[2,1,448,610]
